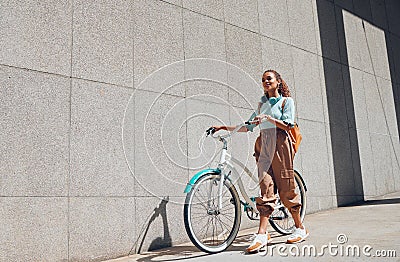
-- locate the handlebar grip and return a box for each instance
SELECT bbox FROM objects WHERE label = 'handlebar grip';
[205,127,216,136]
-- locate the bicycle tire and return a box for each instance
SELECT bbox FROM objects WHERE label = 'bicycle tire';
[269,170,307,235]
[184,173,241,253]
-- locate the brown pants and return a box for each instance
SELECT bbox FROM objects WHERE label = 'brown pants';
[256,128,301,217]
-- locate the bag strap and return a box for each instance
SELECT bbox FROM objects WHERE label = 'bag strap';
[257,102,262,114]
[281,97,295,128]
[282,98,287,112]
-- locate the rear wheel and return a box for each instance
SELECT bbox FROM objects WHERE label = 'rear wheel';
[184,173,241,253]
[269,170,307,234]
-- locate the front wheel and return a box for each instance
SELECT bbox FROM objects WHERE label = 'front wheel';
[184,173,241,253]
[269,170,307,234]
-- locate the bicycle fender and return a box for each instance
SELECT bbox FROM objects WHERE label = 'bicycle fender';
[184,169,221,193]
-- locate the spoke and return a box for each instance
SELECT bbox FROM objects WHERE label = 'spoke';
[213,216,224,245]
[190,202,210,210]
[195,220,210,241]
[219,211,235,222]
[190,214,210,220]
[219,205,235,212]
[195,182,206,196]
[216,215,234,230]
[215,215,231,238]
[215,216,226,242]
[211,183,216,209]
[191,209,212,217]
[197,181,212,203]
[220,186,231,198]
[215,216,229,240]
[218,213,235,220]
[191,209,210,216]
[195,182,216,209]
[212,216,216,245]
[219,196,235,207]
[193,194,208,208]
[202,216,212,242]
[219,217,234,225]
[193,216,212,235]
[220,195,234,205]
[196,179,215,204]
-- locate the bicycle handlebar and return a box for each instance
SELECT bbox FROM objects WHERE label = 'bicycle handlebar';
[206,119,265,140]
[205,127,216,137]
[244,120,260,125]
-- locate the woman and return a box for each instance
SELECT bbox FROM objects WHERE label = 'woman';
[212,70,308,253]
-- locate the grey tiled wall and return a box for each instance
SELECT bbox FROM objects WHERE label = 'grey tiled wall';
[1,0,399,261]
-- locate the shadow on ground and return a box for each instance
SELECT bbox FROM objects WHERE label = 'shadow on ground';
[343,197,400,206]
[134,231,288,262]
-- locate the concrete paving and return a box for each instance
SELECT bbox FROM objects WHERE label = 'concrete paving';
[105,191,400,262]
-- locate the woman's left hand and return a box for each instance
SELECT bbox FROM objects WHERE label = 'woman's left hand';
[254,114,273,122]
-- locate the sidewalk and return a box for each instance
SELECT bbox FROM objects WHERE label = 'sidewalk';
[105,192,400,261]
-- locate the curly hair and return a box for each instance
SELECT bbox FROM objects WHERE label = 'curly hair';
[263,69,291,98]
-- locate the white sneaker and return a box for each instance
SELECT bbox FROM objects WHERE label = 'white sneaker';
[286,226,309,244]
[246,233,271,253]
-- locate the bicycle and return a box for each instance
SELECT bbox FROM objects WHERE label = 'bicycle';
[183,122,307,253]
